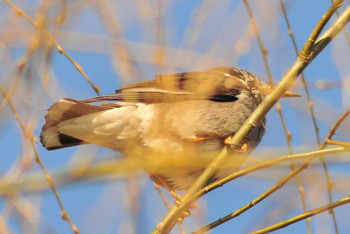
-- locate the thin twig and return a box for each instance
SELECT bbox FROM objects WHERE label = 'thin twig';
[153,183,186,234]
[154,0,166,68]
[193,163,308,234]
[280,0,339,232]
[252,196,350,234]
[3,0,101,96]
[198,147,346,198]
[242,0,273,85]
[0,147,346,197]
[326,139,350,147]
[321,109,350,149]
[249,108,350,233]
[0,85,80,234]
[243,1,310,231]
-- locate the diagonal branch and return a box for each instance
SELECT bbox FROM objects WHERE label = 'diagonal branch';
[193,107,350,233]
[152,4,349,234]
[252,196,350,234]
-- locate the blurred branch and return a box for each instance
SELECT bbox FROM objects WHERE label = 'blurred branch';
[153,3,349,233]
[0,158,142,197]
[279,0,322,144]
[0,215,10,234]
[0,84,79,233]
[91,0,142,82]
[0,147,347,197]
[196,147,347,199]
[3,0,101,96]
[243,0,273,85]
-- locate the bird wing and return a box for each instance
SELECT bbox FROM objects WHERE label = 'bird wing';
[82,67,247,104]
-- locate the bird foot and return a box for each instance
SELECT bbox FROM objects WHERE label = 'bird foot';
[174,198,195,223]
[224,136,248,152]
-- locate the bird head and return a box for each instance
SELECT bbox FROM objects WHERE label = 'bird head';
[215,67,300,99]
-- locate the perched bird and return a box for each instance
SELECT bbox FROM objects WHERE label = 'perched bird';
[40,67,298,190]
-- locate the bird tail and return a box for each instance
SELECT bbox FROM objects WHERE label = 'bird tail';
[40,98,107,150]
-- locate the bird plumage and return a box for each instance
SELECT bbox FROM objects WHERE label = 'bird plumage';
[41,67,270,189]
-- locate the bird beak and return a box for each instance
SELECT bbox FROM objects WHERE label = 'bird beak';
[262,86,301,98]
[260,82,300,98]
[282,90,301,98]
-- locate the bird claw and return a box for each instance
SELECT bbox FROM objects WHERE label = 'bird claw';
[177,210,191,223]
[224,136,248,152]
[224,136,232,145]
[239,143,248,152]
[153,179,195,222]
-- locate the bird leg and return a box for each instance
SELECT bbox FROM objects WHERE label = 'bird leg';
[152,175,193,221]
[152,175,183,201]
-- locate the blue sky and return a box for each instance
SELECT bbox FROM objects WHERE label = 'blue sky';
[1,1,350,233]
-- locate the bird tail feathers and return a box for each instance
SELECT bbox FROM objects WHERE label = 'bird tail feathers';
[40,98,107,150]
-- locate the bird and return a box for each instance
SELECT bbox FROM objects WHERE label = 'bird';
[40,67,298,190]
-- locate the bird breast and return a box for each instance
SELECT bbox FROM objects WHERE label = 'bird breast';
[137,90,262,155]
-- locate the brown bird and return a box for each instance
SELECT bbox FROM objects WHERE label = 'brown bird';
[40,67,298,190]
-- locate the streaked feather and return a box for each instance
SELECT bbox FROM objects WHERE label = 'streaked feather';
[82,67,252,104]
